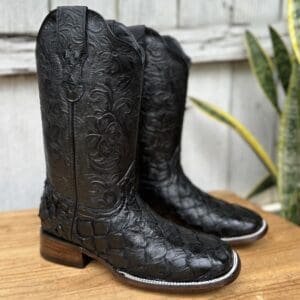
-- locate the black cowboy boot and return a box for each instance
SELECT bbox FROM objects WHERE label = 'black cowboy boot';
[131,26,268,245]
[36,7,240,290]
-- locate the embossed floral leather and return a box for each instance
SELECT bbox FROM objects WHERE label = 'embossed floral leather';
[132,26,267,242]
[37,7,239,288]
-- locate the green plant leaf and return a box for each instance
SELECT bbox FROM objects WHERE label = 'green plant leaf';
[288,0,300,64]
[246,174,276,199]
[189,96,278,178]
[269,26,292,93]
[278,58,300,224]
[245,30,280,114]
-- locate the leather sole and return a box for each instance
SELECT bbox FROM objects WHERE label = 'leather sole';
[221,219,268,245]
[40,230,241,291]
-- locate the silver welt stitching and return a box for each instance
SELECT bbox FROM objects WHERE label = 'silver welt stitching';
[117,250,238,286]
[221,219,267,242]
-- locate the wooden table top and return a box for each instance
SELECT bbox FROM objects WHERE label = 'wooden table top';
[0,191,300,299]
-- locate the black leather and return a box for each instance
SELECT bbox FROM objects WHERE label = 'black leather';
[132,26,264,239]
[37,7,235,283]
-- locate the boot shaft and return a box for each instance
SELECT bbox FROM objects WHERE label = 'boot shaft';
[130,27,190,183]
[37,7,144,240]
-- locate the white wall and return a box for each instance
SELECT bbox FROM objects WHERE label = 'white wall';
[0,0,286,210]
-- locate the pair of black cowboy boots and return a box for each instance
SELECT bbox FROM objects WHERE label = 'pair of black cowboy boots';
[37,6,268,291]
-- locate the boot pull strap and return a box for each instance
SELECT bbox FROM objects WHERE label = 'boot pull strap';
[57,6,87,103]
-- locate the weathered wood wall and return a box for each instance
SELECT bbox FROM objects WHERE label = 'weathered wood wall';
[0,0,287,210]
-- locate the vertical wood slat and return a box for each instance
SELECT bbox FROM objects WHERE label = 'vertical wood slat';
[0,76,45,211]
[179,0,232,28]
[233,0,281,24]
[282,0,288,20]
[181,63,232,190]
[118,0,177,29]
[0,0,48,34]
[50,0,117,19]
[227,62,278,197]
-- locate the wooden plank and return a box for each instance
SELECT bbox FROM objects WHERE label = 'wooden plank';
[0,75,45,211]
[233,0,281,24]
[50,0,117,19]
[179,0,232,27]
[0,192,300,299]
[0,0,48,34]
[227,61,278,197]
[0,37,36,76]
[163,21,289,63]
[0,22,289,76]
[182,63,232,191]
[118,0,177,29]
